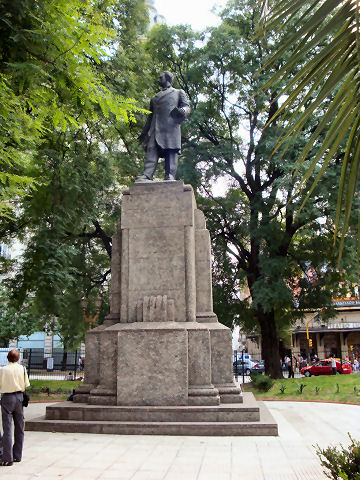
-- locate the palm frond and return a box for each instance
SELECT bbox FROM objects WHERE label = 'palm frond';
[258,0,360,261]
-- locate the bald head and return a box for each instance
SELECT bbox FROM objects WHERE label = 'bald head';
[7,349,20,363]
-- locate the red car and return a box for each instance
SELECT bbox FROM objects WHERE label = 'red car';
[301,359,352,377]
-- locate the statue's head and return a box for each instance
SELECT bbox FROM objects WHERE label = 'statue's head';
[158,71,174,88]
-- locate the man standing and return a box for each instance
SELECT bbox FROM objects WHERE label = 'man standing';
[284,355,294,378]
[136,71,190,182]
[330,354,337,375]
[0,350,30,466]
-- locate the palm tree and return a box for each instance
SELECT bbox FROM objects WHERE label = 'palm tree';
[258,0,360,259]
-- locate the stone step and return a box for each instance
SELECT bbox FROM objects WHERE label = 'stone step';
[45,402,259,423]
[25,417,277,436]
[25,395,278,436]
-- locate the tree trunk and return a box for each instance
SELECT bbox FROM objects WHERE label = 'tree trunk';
[61,348,68,371]
[258,309,283,379]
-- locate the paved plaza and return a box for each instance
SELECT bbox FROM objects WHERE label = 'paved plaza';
[0,401,359,479]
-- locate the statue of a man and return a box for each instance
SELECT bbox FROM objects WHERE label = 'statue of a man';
[136,71,190,182]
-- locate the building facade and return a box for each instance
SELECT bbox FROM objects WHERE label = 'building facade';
[243,298,360,362]
[292,298,360,361]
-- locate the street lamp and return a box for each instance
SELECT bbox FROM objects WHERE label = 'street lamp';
[306,311,319,364]
[290,330,295,378]
[81,296,102,330]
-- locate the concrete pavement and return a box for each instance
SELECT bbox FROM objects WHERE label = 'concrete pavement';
[0,401,359,479]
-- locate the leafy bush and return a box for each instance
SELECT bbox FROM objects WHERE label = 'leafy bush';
[250,371,262,382]
[315,434,360,480]
[251,374,274,392]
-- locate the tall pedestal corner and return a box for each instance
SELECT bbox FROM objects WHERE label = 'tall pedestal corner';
[207,322,243,404]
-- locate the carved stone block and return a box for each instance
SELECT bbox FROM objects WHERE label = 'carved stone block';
[116,323,188,406]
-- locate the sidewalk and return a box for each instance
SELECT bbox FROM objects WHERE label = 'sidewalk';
[0,401,359,480]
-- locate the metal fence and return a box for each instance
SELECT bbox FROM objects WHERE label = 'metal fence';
[22,348,84,381]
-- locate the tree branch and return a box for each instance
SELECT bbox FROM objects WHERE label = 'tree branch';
[65,221,112,258]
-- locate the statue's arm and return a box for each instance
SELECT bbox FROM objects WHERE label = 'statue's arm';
[170,90,191,123]
[178,89,191,117]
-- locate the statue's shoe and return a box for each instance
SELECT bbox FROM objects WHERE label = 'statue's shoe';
[164,174,175,181]
[135,175,152,183]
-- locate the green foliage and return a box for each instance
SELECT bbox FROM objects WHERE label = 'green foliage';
[0,0,147,216]
[27,379,82,394]
[279,384,286,394]
[250,371,261,382]
[251,373,274,392]
[315,434,360,480]
[243,375,360,403]
[0,284,41,344]
[0,74,38,217]
[296,383,306,394]
[259,0,360,259]
[0,0,151,344]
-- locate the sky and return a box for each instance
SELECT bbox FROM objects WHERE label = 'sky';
[154,0,226,30]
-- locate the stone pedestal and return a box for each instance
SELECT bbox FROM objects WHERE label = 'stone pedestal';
[26,181,277,436]
[74,181,242,407]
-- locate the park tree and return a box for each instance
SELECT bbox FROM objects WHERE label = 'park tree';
[144,0,353,378]
[0,0,147,217]
[0,284,42,345]
[0,0,151,349]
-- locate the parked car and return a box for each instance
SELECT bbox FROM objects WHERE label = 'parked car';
[251,361,265,374]
[233,359,254,375]
[301,359,352,377]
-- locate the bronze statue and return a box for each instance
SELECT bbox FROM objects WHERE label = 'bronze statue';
[136,71,190,182]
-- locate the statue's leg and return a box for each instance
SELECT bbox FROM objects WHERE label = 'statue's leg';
[164,151,178,180]
[142,137,160,180]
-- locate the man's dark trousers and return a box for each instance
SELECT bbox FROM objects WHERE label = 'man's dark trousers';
[1,392,24,462]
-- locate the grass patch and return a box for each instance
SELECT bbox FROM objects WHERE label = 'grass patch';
[27,380,82,402]
[243,374,360,404]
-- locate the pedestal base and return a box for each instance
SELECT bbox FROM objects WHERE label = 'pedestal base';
[75,321,242,407]
[25,392,278,436]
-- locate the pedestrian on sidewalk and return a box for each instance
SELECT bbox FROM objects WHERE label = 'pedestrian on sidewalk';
[330,354,337,375]
[0,350,30,466]
[354,358,359,371]
[285,355,294,378]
